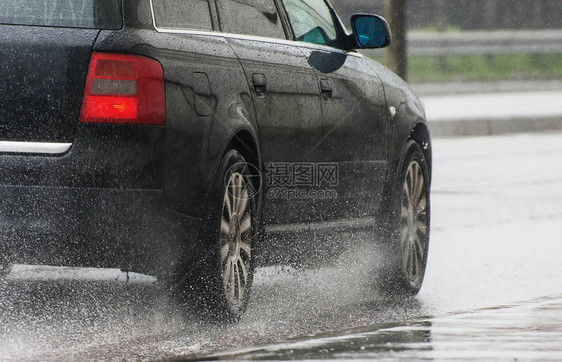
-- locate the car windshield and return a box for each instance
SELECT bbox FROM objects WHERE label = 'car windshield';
[0,0,122,29]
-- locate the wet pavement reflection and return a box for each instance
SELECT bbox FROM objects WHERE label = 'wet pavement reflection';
[185,294,562,360]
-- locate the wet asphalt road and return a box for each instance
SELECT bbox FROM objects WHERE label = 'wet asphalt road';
[1,131,562,360]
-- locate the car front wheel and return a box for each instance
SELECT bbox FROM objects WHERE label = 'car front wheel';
[380,140,430,295]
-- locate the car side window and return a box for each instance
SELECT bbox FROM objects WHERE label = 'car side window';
[281,0,344,48]
[152,0,213,31]
[216,0,286,39]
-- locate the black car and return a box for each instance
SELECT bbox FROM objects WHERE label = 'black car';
[0,0,432,320]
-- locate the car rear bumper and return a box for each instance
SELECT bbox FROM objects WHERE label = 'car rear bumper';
[0,123,208,276]
[0,184,201,277]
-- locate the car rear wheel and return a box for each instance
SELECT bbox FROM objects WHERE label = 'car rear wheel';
[188,149,257,321]
[219,163,254,314]
[380,140,430,295]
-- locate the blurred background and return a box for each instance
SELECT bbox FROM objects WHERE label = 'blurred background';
[331,0,562,84]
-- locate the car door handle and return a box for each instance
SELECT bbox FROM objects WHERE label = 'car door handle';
[252,73,267,97]
[320,79,333,100]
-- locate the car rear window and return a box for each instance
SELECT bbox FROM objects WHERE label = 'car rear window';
[0,0,122,29]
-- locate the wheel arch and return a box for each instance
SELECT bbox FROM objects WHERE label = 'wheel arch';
[378,119,431,224]
[408,122,432,182]
[225,129,261,193]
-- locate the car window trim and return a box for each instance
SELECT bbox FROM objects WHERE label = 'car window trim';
[149,0,360,56]
[151,25,363,58]
[325,0,349,39]
[272,0,294,40]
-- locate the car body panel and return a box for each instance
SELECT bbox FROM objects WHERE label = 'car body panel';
[0,26,98,143]
[0,0,431,277]
[225,35,327,225]
[312,50,389,221]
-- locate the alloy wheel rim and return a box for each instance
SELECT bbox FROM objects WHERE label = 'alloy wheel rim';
[220,172,252,307]
[400,160,429,287]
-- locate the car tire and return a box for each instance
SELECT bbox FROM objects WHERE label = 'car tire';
[186,149,258,322]
[379,140,430,295]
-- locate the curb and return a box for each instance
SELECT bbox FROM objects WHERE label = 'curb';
[420,90,562,137]
[429,117,562,137]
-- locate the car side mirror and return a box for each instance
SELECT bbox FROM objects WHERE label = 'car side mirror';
[350,14,391,49]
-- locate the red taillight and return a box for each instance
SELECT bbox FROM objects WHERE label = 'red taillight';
[80,52,165,125]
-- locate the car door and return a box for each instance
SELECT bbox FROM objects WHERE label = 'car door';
[215,0,325,225]
[280,0,389,222]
